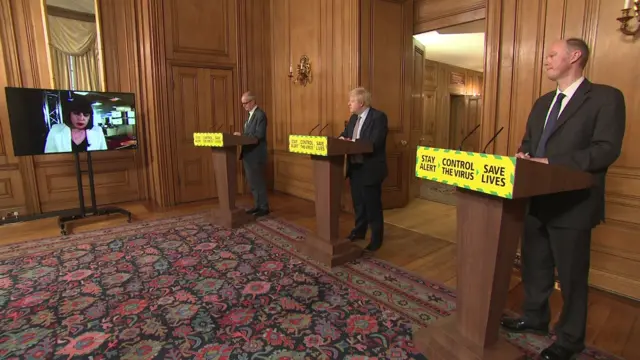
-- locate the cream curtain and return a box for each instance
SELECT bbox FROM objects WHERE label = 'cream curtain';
[47,15,100,91]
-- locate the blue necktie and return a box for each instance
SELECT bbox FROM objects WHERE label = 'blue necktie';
[535,93,566,157]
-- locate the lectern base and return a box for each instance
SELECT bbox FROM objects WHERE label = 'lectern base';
[210,208,254,229]
[414,316,523,360]
[293,234,363,267]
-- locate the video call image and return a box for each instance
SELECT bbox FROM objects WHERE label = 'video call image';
[5,88,137,156]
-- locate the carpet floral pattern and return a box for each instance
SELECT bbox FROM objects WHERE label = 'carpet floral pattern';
[0,214,622,359]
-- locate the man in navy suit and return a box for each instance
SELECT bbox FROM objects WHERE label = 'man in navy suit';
[339,87,388,251]
[501,38,626,360]
[235,91,269,217]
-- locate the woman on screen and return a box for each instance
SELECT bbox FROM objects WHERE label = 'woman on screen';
[44,96,107,154]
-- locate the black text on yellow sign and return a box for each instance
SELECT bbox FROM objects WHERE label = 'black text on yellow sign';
[193,132,224,147]
[288,135,328,156]
[415,147,516,199]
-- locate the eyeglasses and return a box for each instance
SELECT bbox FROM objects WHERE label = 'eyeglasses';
[241,100,253,105]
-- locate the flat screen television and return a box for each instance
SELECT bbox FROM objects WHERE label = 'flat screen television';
[4,87,138,156]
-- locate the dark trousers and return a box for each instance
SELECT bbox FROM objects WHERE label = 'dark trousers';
[349,166,384,246]
[521,215,591,352]
[243,159,268,210]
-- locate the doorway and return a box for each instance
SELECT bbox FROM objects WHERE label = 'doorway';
[386,17,486,234]
[411,19,485,206]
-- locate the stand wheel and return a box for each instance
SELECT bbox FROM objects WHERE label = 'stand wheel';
[127,214,132,223]
[61,229,67,236]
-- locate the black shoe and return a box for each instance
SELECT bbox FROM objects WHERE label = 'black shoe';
[254,209,270,217]
[245,207,258,214]
[500,317,548,336]
[347,232,365,241]
[364,243,381,252]
[540,343,580,360]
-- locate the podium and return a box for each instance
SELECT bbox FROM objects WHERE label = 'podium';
[288,135,373,267]
[412,147,593,360]
[194,132,258,228]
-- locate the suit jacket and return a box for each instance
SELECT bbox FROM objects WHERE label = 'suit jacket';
[519,79,626,229]
[240,107,268,164]
[44,124,108,154]
[340,107,389,185]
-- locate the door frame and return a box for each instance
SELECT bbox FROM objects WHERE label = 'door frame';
[359,0,414,210]
[410,2,490,202]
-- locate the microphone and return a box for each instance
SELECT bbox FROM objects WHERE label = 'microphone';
[482,126,504,153]
[318,123,329,135]
[308,124,320,135]
[215,123,224,132]
[457,124,480,151]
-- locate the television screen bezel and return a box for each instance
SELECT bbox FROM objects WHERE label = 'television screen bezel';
[4,86,139,157]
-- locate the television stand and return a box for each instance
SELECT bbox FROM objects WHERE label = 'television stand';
[58,152,132,235]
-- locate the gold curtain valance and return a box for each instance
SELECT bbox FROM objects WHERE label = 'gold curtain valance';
[47,15,96,56]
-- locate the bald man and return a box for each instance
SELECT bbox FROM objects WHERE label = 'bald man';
[236,91,269,216]
[501,38,626,360]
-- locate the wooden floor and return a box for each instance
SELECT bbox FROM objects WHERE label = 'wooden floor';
[0,192,638,359]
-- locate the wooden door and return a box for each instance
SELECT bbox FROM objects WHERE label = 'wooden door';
[467,95,483,152]
[409,38,425,198]
[170,66,235,203]
[448,95,483,152]
[361,0,414,209]
[449,95,467,150]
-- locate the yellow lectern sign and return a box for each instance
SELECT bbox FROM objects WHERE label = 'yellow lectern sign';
[415,147,516,199]
[193,132,224,147]
[288,135,328,156]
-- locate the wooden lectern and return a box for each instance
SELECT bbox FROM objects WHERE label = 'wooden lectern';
[288,135,373,267]
[195,132,258,229]
[413,152,593,360]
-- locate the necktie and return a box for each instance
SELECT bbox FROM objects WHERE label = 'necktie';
[353,115,363,139]
[535,93,566,157]
[350,115,364,163]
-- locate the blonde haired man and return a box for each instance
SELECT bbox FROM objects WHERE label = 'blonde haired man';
[339,87,388,251]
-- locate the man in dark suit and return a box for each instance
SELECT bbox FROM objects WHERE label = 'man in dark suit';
[339,87,388,252]
[235,91,269,217]
[501,38,626,360]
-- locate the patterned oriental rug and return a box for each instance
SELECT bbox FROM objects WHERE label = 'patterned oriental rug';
[0,214,621,359]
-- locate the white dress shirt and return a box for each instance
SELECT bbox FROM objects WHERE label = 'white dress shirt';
[544,77,584,128]
[245,105,257,130]
[354,107,370,139]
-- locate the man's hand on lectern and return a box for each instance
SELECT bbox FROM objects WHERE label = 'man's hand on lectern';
[528,157,548,164]
[233,132,241,136]
[515,152,530,159]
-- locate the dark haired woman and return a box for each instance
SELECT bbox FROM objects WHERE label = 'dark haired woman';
[44,97,107,154]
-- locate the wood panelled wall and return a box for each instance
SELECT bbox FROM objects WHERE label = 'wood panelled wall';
[0,0,270,216]
[479,0,640,300]
[421,59,483,151]
[139,0,271,206]
[269,0,359,207]
[269,0,416,211]
[2,0,638,300]
[0,0,145,218]
[414,0,485,33]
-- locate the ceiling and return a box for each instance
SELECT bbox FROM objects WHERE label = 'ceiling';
[413,20,485,72]
[46,0,95,14]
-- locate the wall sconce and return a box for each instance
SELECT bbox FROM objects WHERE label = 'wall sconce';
[617,1,640,36]
[288,55,312,86]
